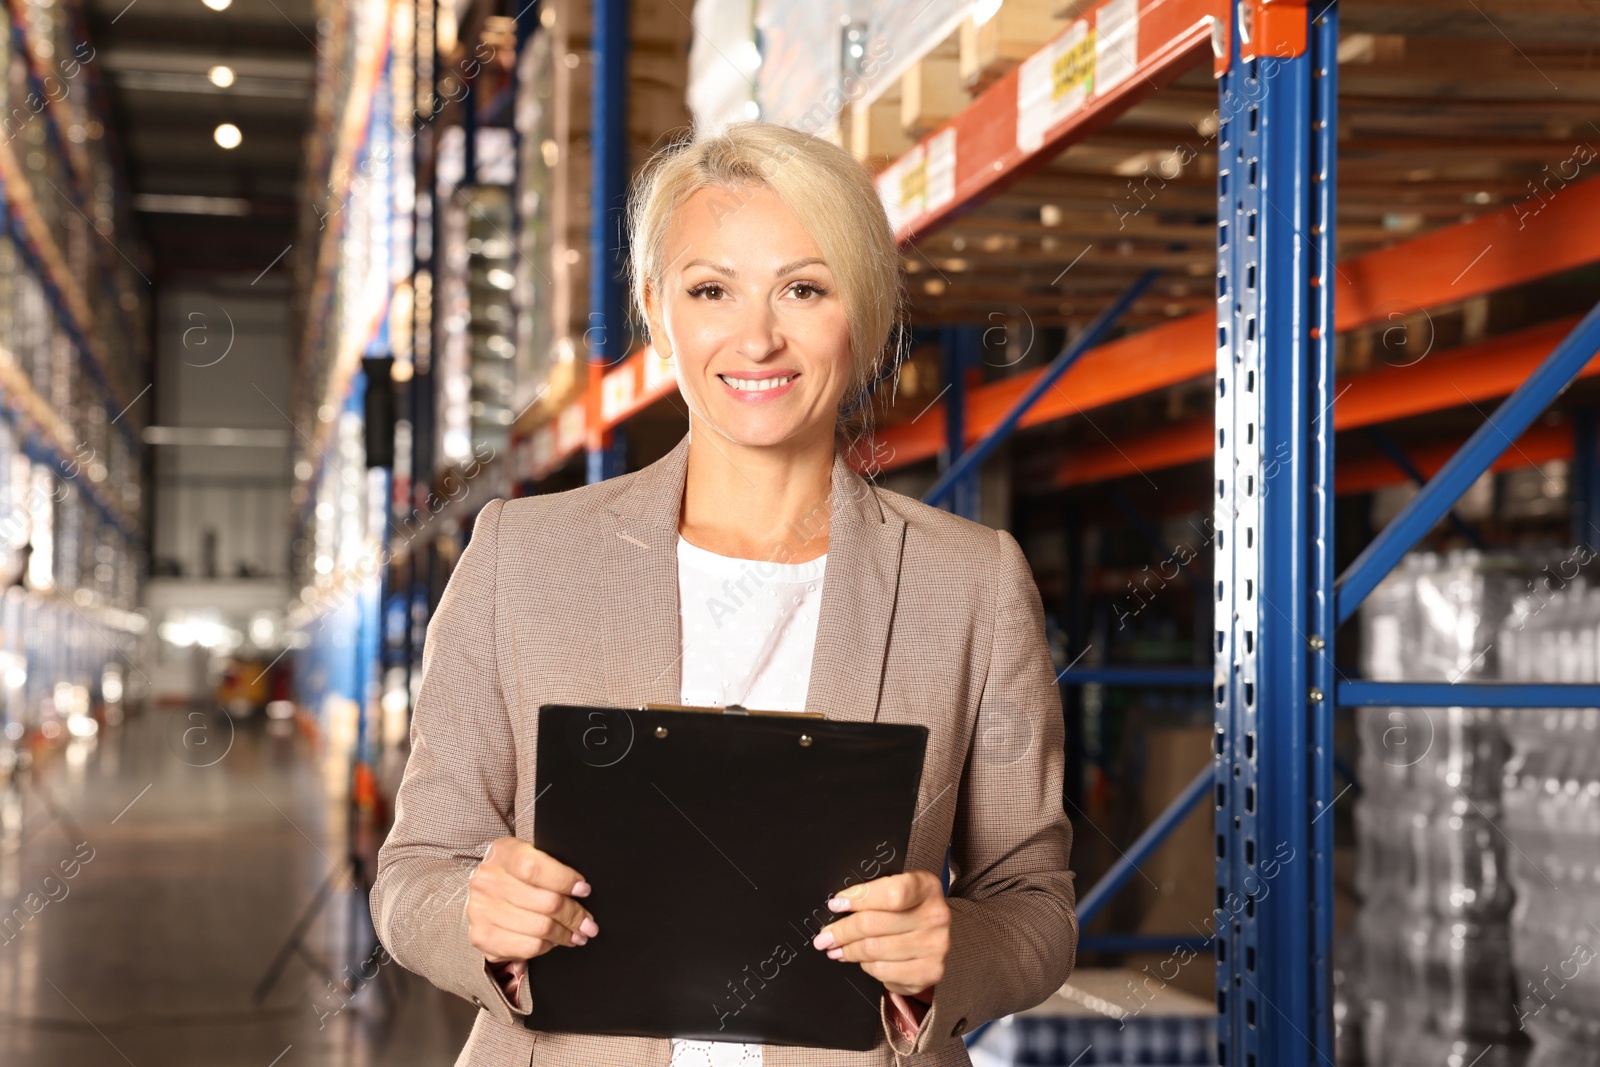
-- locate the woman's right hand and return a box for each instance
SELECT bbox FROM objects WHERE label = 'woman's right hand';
[467,837,600,964]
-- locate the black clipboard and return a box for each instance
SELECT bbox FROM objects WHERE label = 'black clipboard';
[524,703,928,1051]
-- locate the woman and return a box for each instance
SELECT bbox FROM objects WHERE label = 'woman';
[371,122,1078,1067]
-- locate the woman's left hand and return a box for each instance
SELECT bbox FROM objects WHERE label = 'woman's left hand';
[811,870,950,997]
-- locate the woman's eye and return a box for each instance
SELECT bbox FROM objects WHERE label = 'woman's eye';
[791,283,827,300]
[688,283,724,300]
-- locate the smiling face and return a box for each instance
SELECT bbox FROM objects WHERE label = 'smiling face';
[643,182,855,453]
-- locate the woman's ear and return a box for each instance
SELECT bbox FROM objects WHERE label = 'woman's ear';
[642,283,672,359]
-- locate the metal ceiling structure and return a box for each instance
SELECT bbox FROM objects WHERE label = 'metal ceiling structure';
[84,0,315,277]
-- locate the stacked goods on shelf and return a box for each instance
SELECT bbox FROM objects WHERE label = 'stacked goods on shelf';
[752,1,847,136]
[289,398,383,794]
[0,231,141,604]
[288,0,416,757]
[750,0,1072,168]
[1357,552,1529,1067]
[513,26,561,426]
[0,0,151,743]
[685,0,757,133]
[1499,575,1600,1067]
[747,0,1052,154]
[509,0,692,479]
[2,0,149,414]
[437,177,514,463]
[290,0,413,594]
[965,967,1216,1066]
[292,0,410,451]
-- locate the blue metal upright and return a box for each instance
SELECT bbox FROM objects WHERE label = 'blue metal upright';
[938,325,982,522]
[587,0,629,483]
[1213,4,1338,1066]
[1571,408,1599,551]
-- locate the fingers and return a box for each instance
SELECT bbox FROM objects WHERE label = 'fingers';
[473,866,598,940]
[469,839,601,965]
[816,907,923,952]
[544,891,600,939]
[812,870,950,977]
[817,871,943,949]
[484,902,586,948]
[826,870,939,915]
[470,901,583,962]
[484,838,590,897]
[816,915,943,964]
[473,925,559,963]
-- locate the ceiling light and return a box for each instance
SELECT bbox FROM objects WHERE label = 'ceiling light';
[208,65,235,87]
[214,122,241,149]
[132,193,250,216]
[202,0,232,10]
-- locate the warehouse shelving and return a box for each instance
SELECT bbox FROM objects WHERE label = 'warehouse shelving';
[511,0,1600,1061]
[501,0,694,487]
[0,0,153,745]
[292,0,402,473]
[529,156,1600,495]
[288,0,415,788]
[4,0,150,426]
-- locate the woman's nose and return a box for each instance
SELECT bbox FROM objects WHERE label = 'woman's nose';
[732,301,781,360]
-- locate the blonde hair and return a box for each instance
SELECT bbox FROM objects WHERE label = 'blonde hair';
[625,122,904,441]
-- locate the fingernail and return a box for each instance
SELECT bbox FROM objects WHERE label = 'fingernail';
[826,947,843,960]
[827,896,852,913]
[812,930,835,950]
[571,881,592,898]
[569,931,588,946]
[579,916,600,937]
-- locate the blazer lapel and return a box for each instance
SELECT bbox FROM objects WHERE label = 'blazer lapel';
[600,435,689,707]
[804,450,905,724]
[601,432,906,724]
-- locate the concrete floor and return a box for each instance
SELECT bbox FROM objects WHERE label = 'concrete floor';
[0,707,476,1066]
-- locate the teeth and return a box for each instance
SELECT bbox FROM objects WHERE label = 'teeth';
[721,375,793,392]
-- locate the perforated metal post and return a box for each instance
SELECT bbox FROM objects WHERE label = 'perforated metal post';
[1213,3,1337,1065]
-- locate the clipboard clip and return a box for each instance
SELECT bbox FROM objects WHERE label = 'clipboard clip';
[641,701,826,720]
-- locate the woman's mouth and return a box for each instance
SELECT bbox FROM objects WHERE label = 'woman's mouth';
[718,373,798,397]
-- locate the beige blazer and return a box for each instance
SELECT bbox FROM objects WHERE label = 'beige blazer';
[370,432,1078,1067]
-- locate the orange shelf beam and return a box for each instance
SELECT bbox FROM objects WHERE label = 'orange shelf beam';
[516,346,673,482]
[867,174,1600,475]
[1057,316,1595,486]
[1337,424,1571,496]
[874,0,1229,244]
[596,345,674,438]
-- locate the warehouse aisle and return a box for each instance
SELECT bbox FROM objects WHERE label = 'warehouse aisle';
[0,707,474,1067]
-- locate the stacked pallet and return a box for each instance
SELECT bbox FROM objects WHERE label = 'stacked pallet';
[511,0,694,478]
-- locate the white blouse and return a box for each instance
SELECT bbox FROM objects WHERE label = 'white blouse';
[669,534,827,1067]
